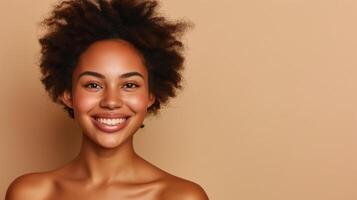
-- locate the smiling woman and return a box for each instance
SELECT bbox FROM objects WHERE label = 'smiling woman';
[5,0,208,200]
[63,40,155,149]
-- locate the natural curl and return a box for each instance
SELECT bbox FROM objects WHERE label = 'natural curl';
[39,0,190,118]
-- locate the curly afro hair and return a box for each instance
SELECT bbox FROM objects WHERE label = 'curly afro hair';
[39,0,190,118]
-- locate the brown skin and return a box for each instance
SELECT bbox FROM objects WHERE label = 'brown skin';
[6,39,208,200]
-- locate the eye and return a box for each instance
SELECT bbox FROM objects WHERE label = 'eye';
[123,82,139,89]
[85,82,102,90]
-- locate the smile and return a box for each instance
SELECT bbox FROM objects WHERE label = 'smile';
[91,116,130,133]
[95,117,127,126]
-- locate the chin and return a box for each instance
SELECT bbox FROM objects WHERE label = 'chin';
[97,137,128,149]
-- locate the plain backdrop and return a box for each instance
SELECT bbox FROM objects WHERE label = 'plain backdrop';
[1,0,357,199]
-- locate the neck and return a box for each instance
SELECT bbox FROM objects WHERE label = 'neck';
[74,134,139,184]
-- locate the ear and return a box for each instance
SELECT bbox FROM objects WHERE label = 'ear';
[147,93,156,109]
[59,90,73,109]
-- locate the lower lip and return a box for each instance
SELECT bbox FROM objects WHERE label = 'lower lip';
[91,117,129,134]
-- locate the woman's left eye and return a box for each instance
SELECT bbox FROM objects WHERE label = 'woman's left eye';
[123,82,139,89]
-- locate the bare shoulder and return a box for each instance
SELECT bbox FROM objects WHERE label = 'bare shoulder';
[5,172,54,200]
[160,175,209,200]
[137,157,209,199]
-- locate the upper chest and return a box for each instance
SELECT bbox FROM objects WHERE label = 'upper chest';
[47,180,167,200]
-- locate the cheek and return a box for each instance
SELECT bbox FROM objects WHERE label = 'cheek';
[124,93,149,113]
[73,90,98,113]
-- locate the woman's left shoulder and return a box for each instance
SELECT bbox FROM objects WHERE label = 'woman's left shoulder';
[159,175,209,200]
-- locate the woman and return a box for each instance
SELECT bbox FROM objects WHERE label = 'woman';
[6,0,208,199]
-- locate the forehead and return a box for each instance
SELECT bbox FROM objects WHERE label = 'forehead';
[74,39,147,79]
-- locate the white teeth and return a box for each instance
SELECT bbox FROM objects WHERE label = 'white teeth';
[96,118,126,126]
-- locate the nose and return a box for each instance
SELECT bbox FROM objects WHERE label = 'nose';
[99,87,122,110]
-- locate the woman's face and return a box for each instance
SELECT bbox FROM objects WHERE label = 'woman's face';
[62,39,155,149]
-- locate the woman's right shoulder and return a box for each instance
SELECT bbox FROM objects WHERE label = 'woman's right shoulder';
[5,172,54,200]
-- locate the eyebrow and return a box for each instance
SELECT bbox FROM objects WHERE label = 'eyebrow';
[77,71,144,80]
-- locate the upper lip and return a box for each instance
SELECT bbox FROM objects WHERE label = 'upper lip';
[92,113,131,119]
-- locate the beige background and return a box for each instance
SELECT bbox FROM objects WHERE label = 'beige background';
[1,0,357,199]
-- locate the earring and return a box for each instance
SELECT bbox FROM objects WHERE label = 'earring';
[140,124,145,128]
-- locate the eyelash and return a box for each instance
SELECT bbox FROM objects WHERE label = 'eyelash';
[85,82,102,89]
[84,82,139,90]
[123,82,139,89]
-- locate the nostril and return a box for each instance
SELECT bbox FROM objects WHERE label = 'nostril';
[99,98,123,109]
[108,103,120,109]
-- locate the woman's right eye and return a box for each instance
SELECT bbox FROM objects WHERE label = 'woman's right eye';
[85,83,102,89]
